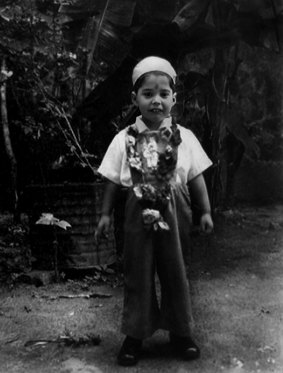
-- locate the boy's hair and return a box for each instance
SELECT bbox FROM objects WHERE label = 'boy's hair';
[133,71,175,93]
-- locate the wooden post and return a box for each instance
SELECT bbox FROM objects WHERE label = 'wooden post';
[53,227,59,282]
[0,58,19,220]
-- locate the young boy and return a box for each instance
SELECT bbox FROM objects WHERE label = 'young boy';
[95,56,213,366]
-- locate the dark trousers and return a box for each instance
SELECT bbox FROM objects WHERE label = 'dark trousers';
[121,182,193,339]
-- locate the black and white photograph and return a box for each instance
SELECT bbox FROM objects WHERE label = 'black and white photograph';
[0,1,282,372]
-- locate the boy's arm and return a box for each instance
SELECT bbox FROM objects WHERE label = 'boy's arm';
[189,173,214,233]
[101,180,120,216]
[95,180,120,242]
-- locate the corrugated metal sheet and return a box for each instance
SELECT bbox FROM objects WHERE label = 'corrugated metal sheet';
[23,183,116,269]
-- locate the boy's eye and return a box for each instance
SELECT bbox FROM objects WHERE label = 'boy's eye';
[143,92,153,98]
[160,92,170,98]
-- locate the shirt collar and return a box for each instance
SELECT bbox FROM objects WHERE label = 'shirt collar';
[134,115,172,133]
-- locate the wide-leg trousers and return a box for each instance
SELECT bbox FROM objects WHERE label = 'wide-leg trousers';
[121,182,193,340]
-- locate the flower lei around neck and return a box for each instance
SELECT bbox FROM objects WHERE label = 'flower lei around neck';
[126,119,182,231]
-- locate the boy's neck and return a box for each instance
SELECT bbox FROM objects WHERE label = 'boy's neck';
[141,116,169,131]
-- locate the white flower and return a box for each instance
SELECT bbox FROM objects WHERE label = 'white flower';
[165,145,173,153]
[128,155,143,171]
[142,209,160,225]
[142,209,170,231]
[142,139,158,169]
[128,146,135,156]
[69,52,77,59]
[148,137,157,151]
[142,145,151,159]
[155,221,169,231]
[127,135,136,146]
[133,185,143,199]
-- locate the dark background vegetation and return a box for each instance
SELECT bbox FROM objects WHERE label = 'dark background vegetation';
[0,0,283,214]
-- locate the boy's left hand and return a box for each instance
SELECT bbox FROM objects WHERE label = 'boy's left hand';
[200,213,214,234]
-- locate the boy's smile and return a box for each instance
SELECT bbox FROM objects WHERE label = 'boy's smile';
[132,74,176,130]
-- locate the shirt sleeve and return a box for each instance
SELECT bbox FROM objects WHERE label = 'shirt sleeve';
[97,132,124,185]
[186,130,213,181]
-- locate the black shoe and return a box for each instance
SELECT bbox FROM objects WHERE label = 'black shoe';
[117,336,142,366]
[169,333,200,360]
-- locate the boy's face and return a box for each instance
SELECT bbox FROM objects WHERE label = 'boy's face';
[132,74,176,128]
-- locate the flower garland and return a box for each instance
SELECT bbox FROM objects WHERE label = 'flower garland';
[126,120,182,231]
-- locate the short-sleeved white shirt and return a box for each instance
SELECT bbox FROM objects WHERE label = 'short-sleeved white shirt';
[98,116,212,186]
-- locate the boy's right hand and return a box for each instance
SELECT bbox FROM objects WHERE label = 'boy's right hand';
[200,212,214,234]
[94,215,111,244]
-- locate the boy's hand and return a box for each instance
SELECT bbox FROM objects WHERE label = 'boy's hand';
[94,215,111,243]
[200,212,214,234]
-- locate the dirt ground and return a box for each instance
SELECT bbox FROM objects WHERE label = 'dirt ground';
[0,204,283,373]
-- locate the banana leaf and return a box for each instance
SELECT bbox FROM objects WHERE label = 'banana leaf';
[223,106,260,159]
[177,0,283,51]
[173,0,210,31]
[73,0,283,134]
[134,0,179,23]
[59,0,283,87]
[58,0,136,27]
[235,0,283,15]
[58,0,136,75]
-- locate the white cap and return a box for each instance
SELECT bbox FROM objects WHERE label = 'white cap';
[132,56,177,86]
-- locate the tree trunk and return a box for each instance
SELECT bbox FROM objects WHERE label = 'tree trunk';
[0,58,18,220]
